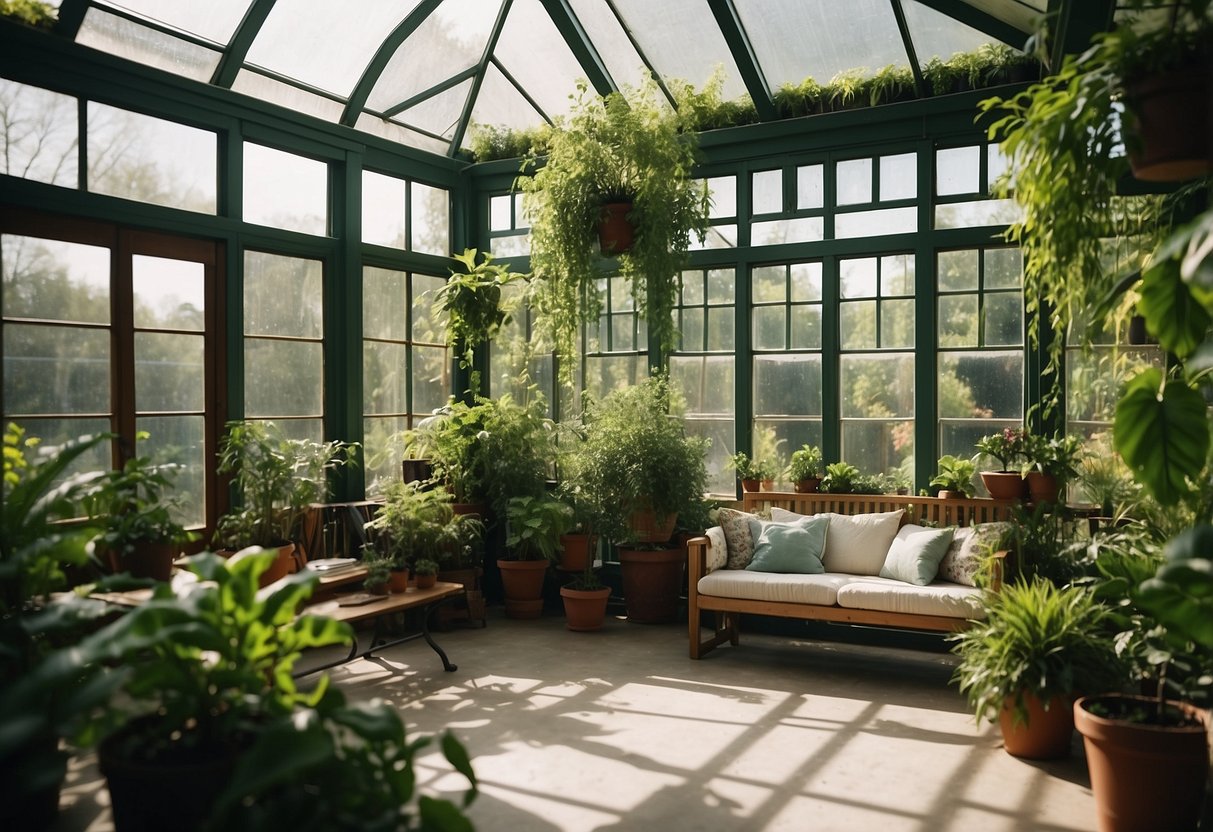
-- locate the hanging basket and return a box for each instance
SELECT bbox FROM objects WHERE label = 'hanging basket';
[597,201,635,255]
[1125,64,1212,182]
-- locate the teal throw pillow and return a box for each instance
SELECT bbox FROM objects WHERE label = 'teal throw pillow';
[745,515,829,574]
[879,524,956,586]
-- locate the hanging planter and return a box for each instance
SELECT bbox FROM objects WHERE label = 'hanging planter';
[1125,63,1211,182]
[597,201,635,255]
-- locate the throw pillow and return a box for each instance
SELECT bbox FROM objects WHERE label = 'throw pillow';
[717,507,758,569]
[879,524,956,586]
[705,526,728,573]
[744,515,829,574]
[937,522,1012,587]
[818,510,905,575]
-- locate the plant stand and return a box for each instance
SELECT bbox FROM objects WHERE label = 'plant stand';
[619,547,684,624]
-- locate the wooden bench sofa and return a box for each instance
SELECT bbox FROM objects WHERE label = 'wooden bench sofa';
[687,493,1016,659]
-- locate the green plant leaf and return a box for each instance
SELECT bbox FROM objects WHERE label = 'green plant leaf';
[441,732,478,805]
[1113,369,1210,505]
[418,796,476,832]
[1138,257,1212,359]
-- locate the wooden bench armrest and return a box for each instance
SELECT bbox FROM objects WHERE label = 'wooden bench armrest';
[989,549,1009,592]
[686,535,710,590]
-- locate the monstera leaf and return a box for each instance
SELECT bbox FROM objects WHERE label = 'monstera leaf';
[1113,368,1210,506]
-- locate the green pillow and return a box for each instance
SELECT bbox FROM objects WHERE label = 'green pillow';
[744,516,829,574]
[879,524,956,585]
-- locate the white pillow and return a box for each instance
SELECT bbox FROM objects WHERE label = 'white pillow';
[772,507,904,575]
[705,526,728,573]
[879,524,956,586]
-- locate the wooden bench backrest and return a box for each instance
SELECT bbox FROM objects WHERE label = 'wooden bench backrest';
[740,492,1017,527]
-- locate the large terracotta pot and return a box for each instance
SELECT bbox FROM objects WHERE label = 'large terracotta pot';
[980,471,1027,500]
[558,533,598,572]
[618,547,683,624]
[999,692,1074,760]
[497,559,549,619]
[793,477,821,493]
[1026,472,1059,504]
[627,508,677,544]
[1126,65,1212,182]
[112,540,177,582]
[560,585,612,631]
[1074,694,1210,832]
[598,201,634,255]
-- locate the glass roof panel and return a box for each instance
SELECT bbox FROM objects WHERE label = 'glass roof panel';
[356,113,451,155]
[566,0,650,91]
[963,0,1044,33]
[231,71,346,122]
[244,0,422,97]
[903,0,993,63]
[398,78,473,139]
[94,0,251,45]
[610,0,746,98]
[494,0,585,119]
[77,8,220,82]
[366,0,500,113]
[468,63,546,137]
[734,0,908,87]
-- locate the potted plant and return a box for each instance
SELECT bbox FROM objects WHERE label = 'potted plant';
[930,454,977,499]
[517,79,710,382]
[362,556,392,596]
[554,484,601,573]
[786,444,824,493]
[951,578,1124,760]
[1020,433,1084,504]
[84,446,196,582]
[973,428,1028,499]
[215,421,357,586]
[560,564,612,632]
[819,461,860,494]
[499,494,571,618]
[413,557,439,590]
[363,481,483,594]
[434,248,527,379]
[727,451,776,493]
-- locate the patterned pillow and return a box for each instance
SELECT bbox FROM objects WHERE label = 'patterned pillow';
[937,522,1012,587]
[705,526,728,573]
[717,507,758,569]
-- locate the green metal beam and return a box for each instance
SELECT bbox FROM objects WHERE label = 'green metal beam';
[889,0,927,99]
[912,0,1033,48]
[705,0,776,121]
[342,0,443,128]
[383,66,479,119]
[55,0,91,39]
[1047,0,1114,71]
[211,0,278,88]
[539,0,617,97]
[448,0,514,157]
[491,56,552,126]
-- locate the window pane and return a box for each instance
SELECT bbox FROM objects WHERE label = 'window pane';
[685,417,738,495]
[835,206,916,238]
[754,355,821,416]
[10,417,111,480]
[840,301,877,349]
[752,169,782,214]
[707,269,735,303]
[984,248,1023,289]
[363,340,409,414]
[939,352,1023,420]
[244,339,323,417]
[680,307,704,351]
[934,199,1021,229]
[411,273,446,343]
[881,298,914,348]
[244,252,322,338]
[363,266,409,341]
[132,255,205,331]
[584,354,644,402]
[681,271,705,305]
[0,80,78,188]
[879,152,916,201]
[841,354,914,417]
[706,307,735,350]
[135,332,204,412]
[4,323,110,414]
[411,182,450,256]
[751,217,824,245]
[136,414,204,526]
[411,345,448,414]
[752,306,785,350]
[939,295,979,347]
[754,419,823,476]
[789,261,822,302]
[363,171,407,247]
[836,158,872,205]
[880,254,914,295]
[938,249,979,291]
[364,415,410,496]
[670,355,735,414]
[790,304,821,350]
[2,236,110,323]
[796,164,823,210]
[984,293,1024,346]
[243,143,327,235]
[840,258,877,298]
[489,194,512,232]
[752,266,785,303]
[89,103,216,214]
[841,419,913,476]
[707,176,737,219]
[936,145,980,196]
[611,315,635,351]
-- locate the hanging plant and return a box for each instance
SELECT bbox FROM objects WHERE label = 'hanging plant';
[435,248,527,371]
[517,78,710,384]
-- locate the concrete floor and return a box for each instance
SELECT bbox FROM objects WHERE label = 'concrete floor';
[56,609,1098,832]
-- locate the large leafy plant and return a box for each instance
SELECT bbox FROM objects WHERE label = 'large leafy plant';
[435,248,526,374]
[517,79,710,382]
[364,481,483,570]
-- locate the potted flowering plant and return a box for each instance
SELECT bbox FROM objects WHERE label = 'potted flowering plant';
[1020,433,1085,504]
[973,428,1028,499]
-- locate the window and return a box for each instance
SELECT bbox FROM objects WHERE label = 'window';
[583,275,647,402]
[691,175,738,250]
[834,152,918,239]
[750,165,825,246]
[488,191,529,257]
[362,267,448,494]
[934,142,1020,229]
[243,143,328,235]
[361,171,452,256]
[0,79,78,188]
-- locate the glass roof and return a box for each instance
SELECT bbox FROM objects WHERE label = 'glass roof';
[59,0,1045,159]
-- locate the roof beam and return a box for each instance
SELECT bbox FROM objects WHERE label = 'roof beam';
[54,0,89,39]
[448,0,514,156]
[539,0,617,97]
[342,0,443,128]
[705,0,776,121]
[911,0,1034,48]
[382,65,479,119]
[492,56,552,125]
[1046,0,1114,71]
[211,0,278,88]
[889,0,926,98]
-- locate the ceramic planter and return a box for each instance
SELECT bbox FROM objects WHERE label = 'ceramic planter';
[999,692,1074,760]
[980,471,1026,500]
[740,478,761,493]
[1126,64,1212,182]
[558,533,598,572]
[560,585,611,631]
[793,477,821,493]
[388,567,410,594]
[597,201,634,255]
[415,572,437,589]
[618,546,684,624]
[1026,472,1059,504]
[1074,694,1210,832]
[497,558,548,619]
[115,540,177,583]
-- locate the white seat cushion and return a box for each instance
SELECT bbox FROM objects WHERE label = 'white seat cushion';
[834,575,986,620]
[697,570,854,606]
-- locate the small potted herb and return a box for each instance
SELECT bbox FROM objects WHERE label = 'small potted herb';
[820,461,860,494]
[785,444,823,493]
[412,557,440,590]
[727,452,776,492]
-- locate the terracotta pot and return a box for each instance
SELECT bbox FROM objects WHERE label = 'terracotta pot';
[999,692,1074,760]
[936,489,961,501]
[793,477,821,493]
[388,568,410,593]
[450,502,489,520]
[980,471,1027,500]
[560,585,611,631]
[1126,64,1212,182]
[115,540,177,583]
[415,572,437,589]
[760,479,775,491]
[618,547,684,624]
[497,558,549,619]
[1074,694,1210,832]
[627,508,677,544]
[740,478,761,493]
[597,201,634,255]
[1026,472,1059,504]
[558,533,598,572]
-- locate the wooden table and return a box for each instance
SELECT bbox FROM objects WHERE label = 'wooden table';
[295,581,464,677]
